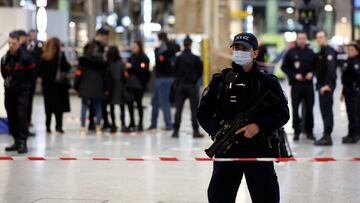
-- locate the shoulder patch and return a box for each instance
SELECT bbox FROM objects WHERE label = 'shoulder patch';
[327,54,333,61]
[355,64,359,70]
[202,86,210,97]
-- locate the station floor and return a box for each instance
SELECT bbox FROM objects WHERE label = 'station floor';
[0,79,359,203]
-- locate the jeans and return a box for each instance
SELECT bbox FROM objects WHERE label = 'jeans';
[81,97,102,127]
[150,77,174,128]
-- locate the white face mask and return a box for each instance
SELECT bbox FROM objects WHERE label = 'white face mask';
[232,50,253,66]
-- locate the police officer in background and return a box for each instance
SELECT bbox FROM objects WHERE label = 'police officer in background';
[281,32,316,141]
[1,31,35,153]
[27,29,43,131]
[314,31,337,146]
[197,33,289,203]
[172,35,204,138]
[341,42,360,143]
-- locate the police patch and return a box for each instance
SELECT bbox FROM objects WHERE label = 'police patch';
[327,55,333,61]
[355,64,359,70]
[202,86,210,97]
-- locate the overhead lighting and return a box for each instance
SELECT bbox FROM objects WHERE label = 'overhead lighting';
[69,21,76,28]
[284,32,297,42]
[324,4,333,12]
[122,16,131,27]
[341,17,348,23]
[36,0,47,7]
[286,7,294,14]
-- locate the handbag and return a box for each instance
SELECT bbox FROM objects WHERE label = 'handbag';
[55,52,71,88]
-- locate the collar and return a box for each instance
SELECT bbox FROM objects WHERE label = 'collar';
[231,61,258,74]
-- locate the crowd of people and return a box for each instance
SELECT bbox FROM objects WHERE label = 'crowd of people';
[0,28,205,153]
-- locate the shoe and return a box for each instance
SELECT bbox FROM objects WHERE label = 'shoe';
[110,126,118,133]
[46,128,52,134]
[306,132,315,140]
[293,133,300,141]
[28,132,36,137]
[137,125,143,132]
[314,134,333,146]
[88,123,95,131]
[162,127,173,131]
[80,127,86,136]
[193,130,204,138]
[5,143,18,151]
[128,124,136,132]
[56,129,65,134]
[147,126,156,131]
[95,127,102,135]
[172,130,179,138]
[17,140,28,154]
[342,135,358,144]
[102,122,111,131]
[121,125,131,133]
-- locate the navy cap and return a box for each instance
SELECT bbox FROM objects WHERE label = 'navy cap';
[230,33,258,50]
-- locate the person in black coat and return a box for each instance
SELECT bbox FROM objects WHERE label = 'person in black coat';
[77,42,107,135]
[105,46,132,133]
[40,37,71,134]
[341,42,360,143]
[1,31,36,153]
[126,40,150,131]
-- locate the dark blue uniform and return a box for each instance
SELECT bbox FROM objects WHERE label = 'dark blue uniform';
[315,45,337,141]
[341,55,360,143]
[1,48,35,152]
[173,48,203,136]
[198,62,289,203]
[281,45,316,138]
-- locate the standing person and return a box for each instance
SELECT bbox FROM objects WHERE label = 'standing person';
[197,33,289,203]
[172,35,204,138]
[78,42,106,135]
[105,45,130,133]
[1,31,36,153]
[148,32,176,131]
[40,37,71,134]
[281,32,316,141]
[27,29,43,130]
[126,40,150,131]
[314,31,337,146]
[88,28,111,131]
[341,42,360,143]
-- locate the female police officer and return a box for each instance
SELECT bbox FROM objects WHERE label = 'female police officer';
[197,33,289,203]
[341,42,360,143]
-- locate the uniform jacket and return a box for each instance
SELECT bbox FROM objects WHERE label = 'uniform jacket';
[342,55,360,94]
[316,45,337,89]
[127,52,150,89]
[174,48,203,85]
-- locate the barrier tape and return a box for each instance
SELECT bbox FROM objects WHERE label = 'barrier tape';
[0,156,360,162]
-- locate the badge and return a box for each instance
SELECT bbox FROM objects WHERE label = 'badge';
[327,55,333,61]
[355,64,359,70]
[294,55,299,59]
[294,61,300,69]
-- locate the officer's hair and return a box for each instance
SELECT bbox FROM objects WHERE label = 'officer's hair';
[28,29,36,34]
[17,30,27,37]
[9,31,20,40]
[157,32,168,42]
[183,35,193,48]
[316,30,328,38]
[96,28,109,36]
[296,32,307,38]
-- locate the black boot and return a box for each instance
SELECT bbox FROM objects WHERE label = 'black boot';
[342,135,358,144]
[17,140,28,154]
[172,129,179,138]
[5,142,19,151]
[293,133,300,141]
[193,129,204,138]
[306,132,315,140]
[314,133,333,146]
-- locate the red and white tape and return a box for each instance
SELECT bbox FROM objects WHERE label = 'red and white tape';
[0,156,360,162]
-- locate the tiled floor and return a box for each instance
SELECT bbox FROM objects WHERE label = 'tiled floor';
[0,79,359,203]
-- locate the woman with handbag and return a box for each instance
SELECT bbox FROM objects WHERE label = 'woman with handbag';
[40,37,71,134]
[126,40,150,131]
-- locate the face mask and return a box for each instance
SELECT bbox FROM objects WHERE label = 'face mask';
[232,50,253,66]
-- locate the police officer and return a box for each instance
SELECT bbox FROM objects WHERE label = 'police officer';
[197,33,289,203]
[1,31,35,153]
[281,32,316,141]
[314,31,337,146]
[341,42,360,143]
[172,35,204,138]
